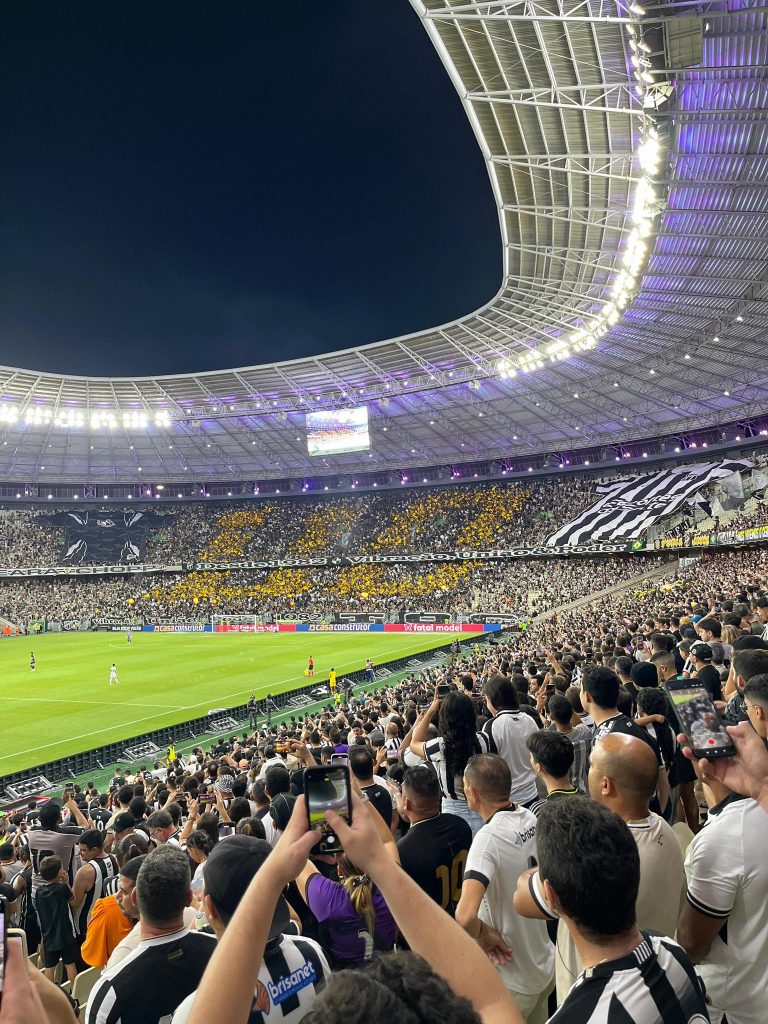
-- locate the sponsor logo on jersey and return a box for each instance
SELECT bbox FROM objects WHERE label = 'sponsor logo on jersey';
[267,959,317,1005]
[251,980,271,1013]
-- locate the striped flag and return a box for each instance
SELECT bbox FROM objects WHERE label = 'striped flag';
[546,459,753,546]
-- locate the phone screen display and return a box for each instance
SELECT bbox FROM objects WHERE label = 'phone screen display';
[667,686,736,759]
[305,766,351,853]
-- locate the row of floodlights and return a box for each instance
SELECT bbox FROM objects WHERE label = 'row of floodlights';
[0,404,172,430]
[497,3,664,381]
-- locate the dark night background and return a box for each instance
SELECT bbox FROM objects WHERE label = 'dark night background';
[0,1,500,376]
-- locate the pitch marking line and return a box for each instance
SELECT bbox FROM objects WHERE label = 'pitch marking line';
[4,636,462,762]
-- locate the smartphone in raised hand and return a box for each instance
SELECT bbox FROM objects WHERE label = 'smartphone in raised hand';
[305,765,352,853]
[663,685,736,760]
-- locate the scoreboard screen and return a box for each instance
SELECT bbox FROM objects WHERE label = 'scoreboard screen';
[306,406,370,456]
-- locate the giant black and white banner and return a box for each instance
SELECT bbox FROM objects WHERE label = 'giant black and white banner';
[37,510,172,564]
[547,460,754,547]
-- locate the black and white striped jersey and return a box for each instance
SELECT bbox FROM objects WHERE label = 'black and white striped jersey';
[171,933,331,1024]
[548,933,709,1024]
[85,927,216,1024]
[77,855,118,936]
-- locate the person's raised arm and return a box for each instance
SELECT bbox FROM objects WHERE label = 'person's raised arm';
[64,795,88,829]
[214,789,231,825]
[178,797,200,846]
[186,801,320,1024]
[289,740,317,768]
[327,792,521,1024]
[408,700,439,759]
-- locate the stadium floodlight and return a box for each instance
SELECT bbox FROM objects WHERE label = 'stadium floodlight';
[91,411,117,430]
[24,406,52,426]
[54,409,85,428]
[123,411,148,429]
[0,403,19,423]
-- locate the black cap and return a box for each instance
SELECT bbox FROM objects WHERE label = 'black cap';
[203,836,291,937]
[690,641,713,662]
[269,793,297,832]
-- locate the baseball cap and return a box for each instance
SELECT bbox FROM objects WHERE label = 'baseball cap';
[690,641,713,662]
[203,836,291,936]
[269,793,297,832]
[216,775,235,793]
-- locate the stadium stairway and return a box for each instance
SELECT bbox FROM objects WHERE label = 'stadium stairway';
[532,558,677,624]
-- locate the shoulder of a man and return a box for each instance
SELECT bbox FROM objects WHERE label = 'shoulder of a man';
[464,819,499,886]
[684,797,748,918]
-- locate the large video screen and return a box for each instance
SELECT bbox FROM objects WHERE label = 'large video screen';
[306,407,370,456]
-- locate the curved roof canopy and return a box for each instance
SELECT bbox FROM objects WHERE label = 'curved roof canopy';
[1,0,767,485]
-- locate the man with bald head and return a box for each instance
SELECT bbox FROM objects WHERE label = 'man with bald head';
[589,733,684,940]
[515,732,685,1008]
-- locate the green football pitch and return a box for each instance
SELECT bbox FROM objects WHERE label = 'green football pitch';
[0,630,469,776]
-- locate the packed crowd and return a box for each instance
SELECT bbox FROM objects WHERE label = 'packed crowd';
[2,543,768,1024]
[0,554,673,625]
[0,477,600,569]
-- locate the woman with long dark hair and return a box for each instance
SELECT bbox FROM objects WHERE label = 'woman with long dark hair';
[408,687,490,834]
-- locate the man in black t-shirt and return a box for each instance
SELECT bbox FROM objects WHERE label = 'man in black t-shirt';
[348,747,397,831]
[397,766,472,917]
[687,642,723,702]
[88,794,113,832]
[583,666,669,814]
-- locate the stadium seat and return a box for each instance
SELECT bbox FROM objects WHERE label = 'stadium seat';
[72,966,103,1007]
[672,821,695,856]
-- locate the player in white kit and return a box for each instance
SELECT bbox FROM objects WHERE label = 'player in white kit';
[126,628,132,645]
[109,663,119,686]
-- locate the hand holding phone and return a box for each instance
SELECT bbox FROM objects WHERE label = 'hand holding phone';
[664,685,736,759]
[305,765,352,853]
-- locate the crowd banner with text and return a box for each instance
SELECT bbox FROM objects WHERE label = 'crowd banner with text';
[3,524,768,581]
[717,524,768,545]
[0,543,634,578]
[546,460,754,546]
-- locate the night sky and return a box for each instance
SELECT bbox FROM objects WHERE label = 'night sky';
[0,1,500,377]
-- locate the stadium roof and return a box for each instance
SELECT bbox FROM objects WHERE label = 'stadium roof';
[1,0,767,486]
